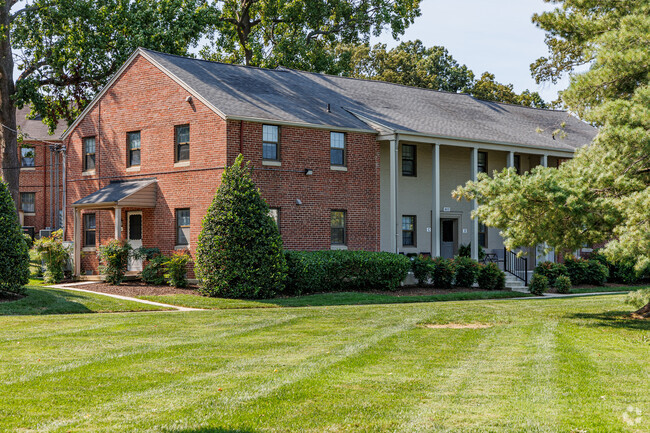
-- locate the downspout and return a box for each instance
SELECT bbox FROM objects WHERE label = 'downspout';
[54,150,59,229]
[49,145,53,228]
[394,132,399,254]
[61,142,67,239]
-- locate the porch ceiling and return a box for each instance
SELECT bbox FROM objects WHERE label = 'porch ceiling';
[72,179,157,209]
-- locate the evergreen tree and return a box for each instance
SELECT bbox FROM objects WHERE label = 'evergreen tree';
[0,180,30,294]
[196,155,286,298]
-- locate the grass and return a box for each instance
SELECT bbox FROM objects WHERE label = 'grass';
[1,294,649,432]
[140,289,532,309]
[0,284,171,315]
[569,285,646,294]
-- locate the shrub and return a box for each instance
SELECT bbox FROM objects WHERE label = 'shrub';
[625,289,650,309]
[0,181,30,294]
[431,257,455,289]
[33,229,70,284]
[457,243,486,261]
[453,256,479,287]
[477,262,506,291]
[97,239,132,285]
[141,254,168,285]
[564,256,589,285]
[412,255,433,286]
[534,261,568,287]
[164,250,191,288]
[585,260,608,286]
[284,250,411,296]
[196,155,287,299]
[529,274,549,296]
[555,275,572,294]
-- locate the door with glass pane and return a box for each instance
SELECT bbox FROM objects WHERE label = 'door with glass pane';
[127,211,143,271]
[440,218,457,259]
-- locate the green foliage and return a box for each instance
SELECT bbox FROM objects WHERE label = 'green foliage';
[0,180,30,294]
[534,262,569,287]
[164,251,191,288]
[457,243,486,260]
[625,289,650,309]
[23,233,33,249]
[431,257,455,289]
[469,72,547,108]
[33,230,70,284]
[141,255,168,286]
[564,256,589,285]
[97,239,132,285]
[585,260,609,286]
[411,255,433,286]
[284,250,411,296]
[196,155,287,299]
[555,275,572,294]
[529,274,549,296]
[133,247,161,261]
[453,256,479,288]
[477,263,506,291]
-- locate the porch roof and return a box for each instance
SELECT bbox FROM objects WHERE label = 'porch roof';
[72,179,157,209]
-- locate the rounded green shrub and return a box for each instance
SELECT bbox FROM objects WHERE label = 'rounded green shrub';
[585,260,608,286]
[0,180,30,294]
[196,155,287,299]
[564,256,589,285]
[431,257,455,289]
[97,239,132,285]
[453,256,479,288]
[555,275,572,294]
[164,250,191,288]
[529,274,549,296]
[412,255,433,286]
[533,261,568,287]
[477,262,506,291]
[34,230,70,284]
[141,254,168,285]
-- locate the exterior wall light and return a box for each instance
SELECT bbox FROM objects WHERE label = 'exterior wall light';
[305,168,313,176]
[296,199,302,205]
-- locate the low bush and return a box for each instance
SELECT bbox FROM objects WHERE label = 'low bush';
[33,230,70,284]
[412,255,433,286]
[477,263,506,291]
[534,261,568,287]
[141,255,168,285]
[0,180,30,294]
[529,274,549,296]
[164,250,191,288]
[564,256,589,285]
[555,275,572,294]
[431,257,455,289]
[589,251,646,285]
[625,289,650,309]
[97,239,132,285]
[453,256,479,288]
[585,260,608,286]
[284,250,411,296]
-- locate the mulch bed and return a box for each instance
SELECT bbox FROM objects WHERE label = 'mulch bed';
[78,282,200,297]
[0,292,25,303]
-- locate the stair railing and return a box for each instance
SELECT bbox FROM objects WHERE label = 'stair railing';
[503,247,528,286]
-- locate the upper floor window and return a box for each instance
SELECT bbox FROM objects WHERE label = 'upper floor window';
[20,192,35,214]
[175,125,190,162]
[83,137,96,171]
[176,208,190,246]
[84,213,96,246]
[263,125,279,160]
[127,131,141,167]
[477,151,487,174]
[331,210,346,245]
[402,144,416,176]
[21,146,35,167]
[402,215,416,246]
[330,132,345,166]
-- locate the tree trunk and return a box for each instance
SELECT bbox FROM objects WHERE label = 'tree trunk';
[0,2,18,211]
[633,301,650,319]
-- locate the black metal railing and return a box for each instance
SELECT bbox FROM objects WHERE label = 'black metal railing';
[504,248,528,285]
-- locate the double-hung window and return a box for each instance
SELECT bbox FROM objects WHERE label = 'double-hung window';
[20,192,35,214]
[83,137,96,171]
[402,144,416,176]
[331,210,346,245]
[477,151,488,174]
[175,125,190,162]
[263,125,279,160]
[84,213,96,247]
[402,215,416,246]
[127,131,141,167]
[176,209,190,246]
[330,132,345,166]
[21,147,35,167]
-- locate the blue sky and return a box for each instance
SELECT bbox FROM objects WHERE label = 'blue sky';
[373,0,565,103]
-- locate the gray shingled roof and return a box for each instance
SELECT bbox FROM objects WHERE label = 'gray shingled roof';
[73,179,156,207]
[16,106,66,141]
[144,49,596,151]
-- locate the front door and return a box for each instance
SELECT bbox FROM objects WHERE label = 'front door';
[440,219,457,259]
[127,212,143,271]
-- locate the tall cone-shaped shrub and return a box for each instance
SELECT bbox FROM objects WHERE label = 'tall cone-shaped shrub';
[0,180,30,294]
[196,155,286,298]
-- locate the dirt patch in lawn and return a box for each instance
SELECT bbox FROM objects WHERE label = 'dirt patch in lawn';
[78,282,200,297]
[422,323,493,329]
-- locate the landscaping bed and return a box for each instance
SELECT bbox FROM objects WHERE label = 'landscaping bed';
[78,282,199,297]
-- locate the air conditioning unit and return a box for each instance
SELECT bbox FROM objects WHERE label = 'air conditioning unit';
[39,229,53,239]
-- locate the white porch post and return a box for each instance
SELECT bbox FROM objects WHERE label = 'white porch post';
[73,208,81,277]
[432,143,441,257]
[114,206,122,239]
[470,147,479,260]
[389,135,399,253]
[539,154,554,262]
[507,151,515,168]
[540,154,548,168]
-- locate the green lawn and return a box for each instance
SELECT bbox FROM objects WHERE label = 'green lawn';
[139,289,531,309]
[1,294,649,432]
[569,285,646,294]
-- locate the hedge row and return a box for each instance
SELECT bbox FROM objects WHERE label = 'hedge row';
[412,256,505,290]
[284,250,411,296]
[534,258,609,289]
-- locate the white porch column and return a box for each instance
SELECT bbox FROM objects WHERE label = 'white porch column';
[114,206,122,239]
[539,154,554,262]
[73,208,81,277]
[470,147,479,260]
[389,136,399,253]
[507,151,515,168]
[432,143,441,257]
[540,154,548,168]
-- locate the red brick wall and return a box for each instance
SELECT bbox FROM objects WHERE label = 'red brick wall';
[65,53,381,275]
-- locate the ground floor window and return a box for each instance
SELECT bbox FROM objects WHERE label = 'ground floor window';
[20,192,35,213]
[402,215,416,246]
[84,213,96,247]
[176,209,190,246]
[331,210,346,245]
[478,223,487,248]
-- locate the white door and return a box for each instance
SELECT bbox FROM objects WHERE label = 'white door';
[127,212,143,271]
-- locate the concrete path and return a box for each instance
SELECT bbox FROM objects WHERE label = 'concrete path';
[511,286,628,298]
[46,282,205,312]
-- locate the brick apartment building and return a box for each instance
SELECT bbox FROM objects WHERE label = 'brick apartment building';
[62,48,596,278]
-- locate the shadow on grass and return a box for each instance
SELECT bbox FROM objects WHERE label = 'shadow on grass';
[0,287,93,316]
[569,310,650,331]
